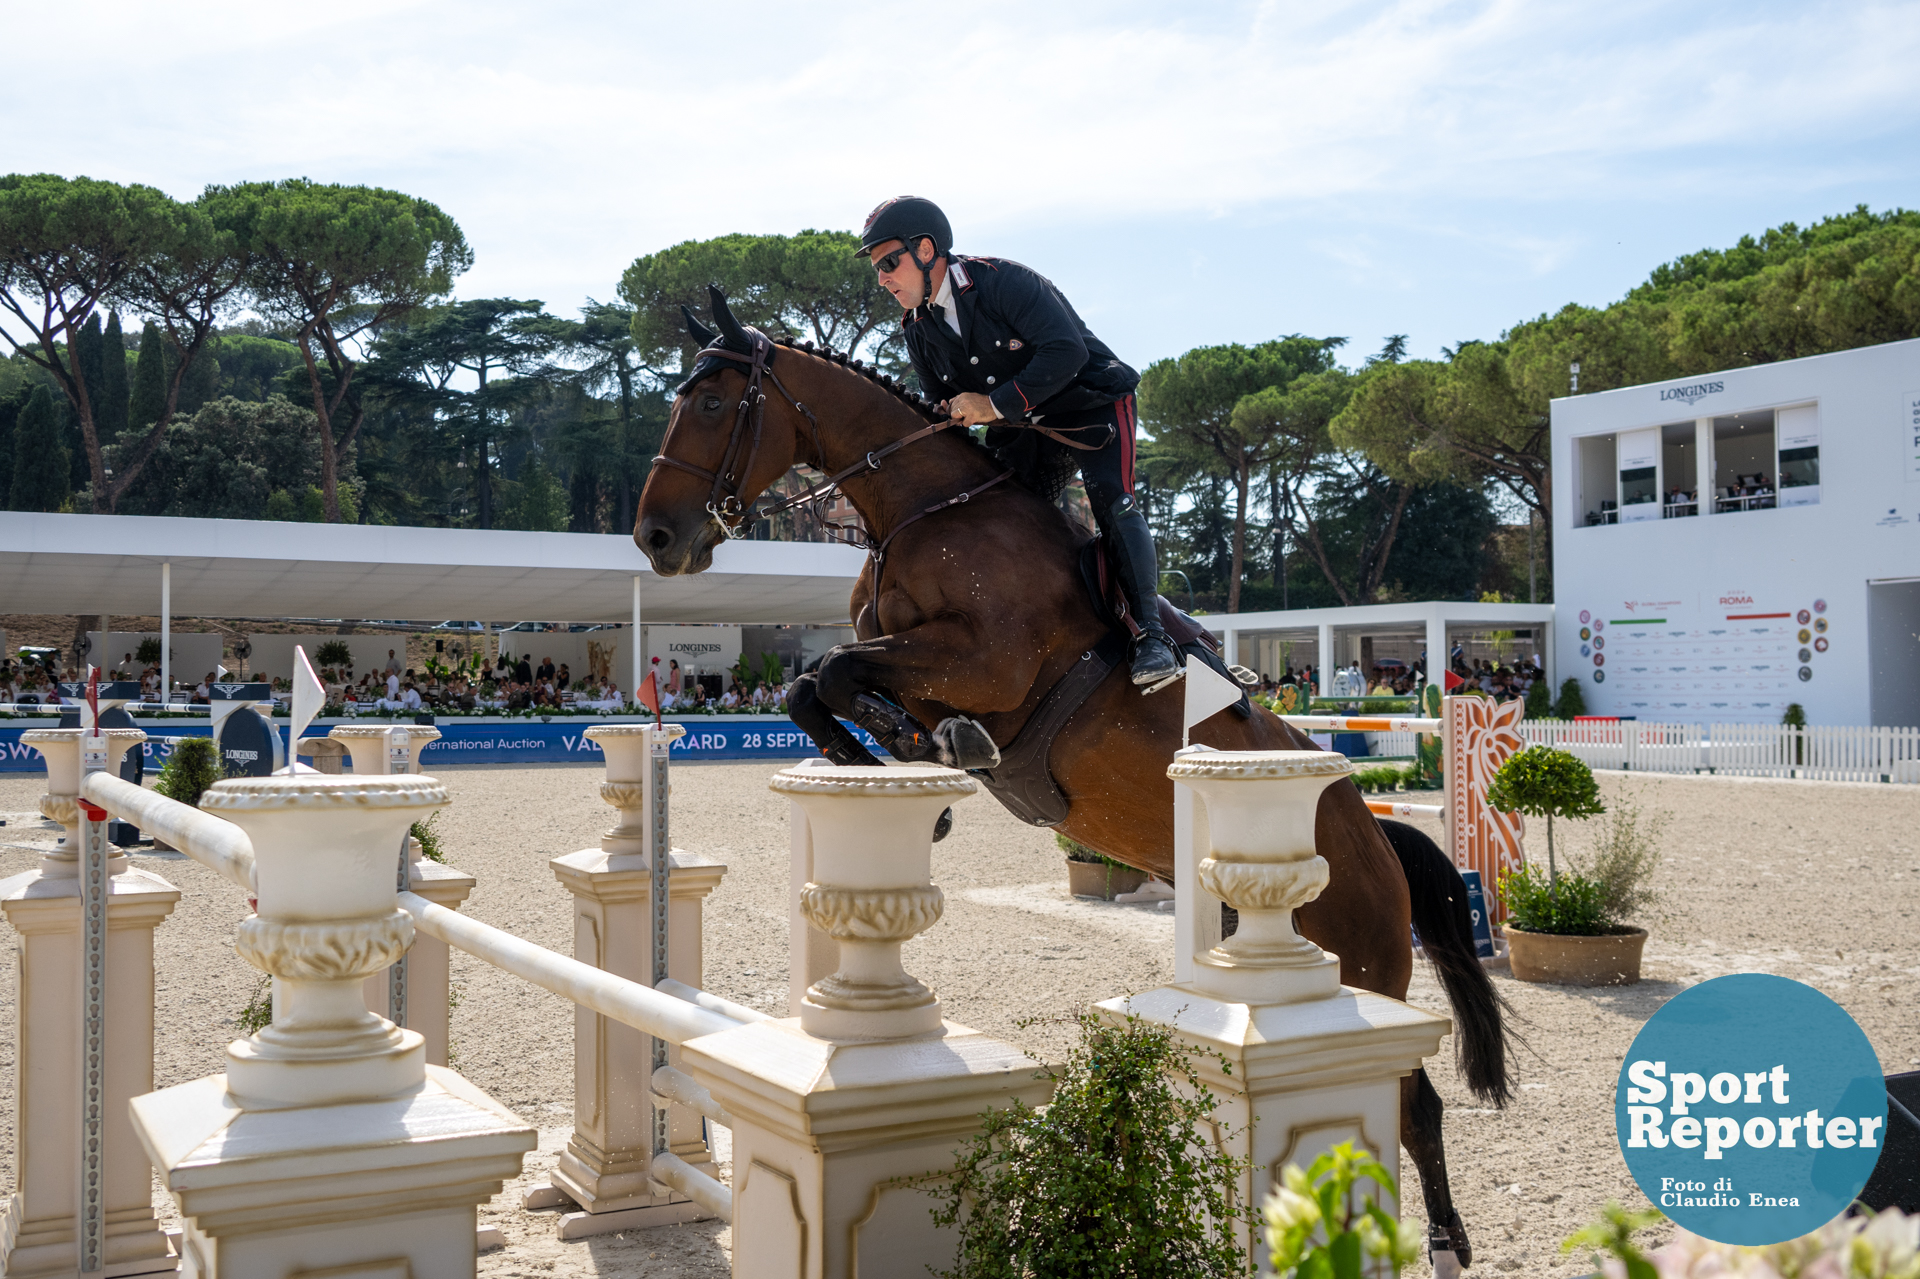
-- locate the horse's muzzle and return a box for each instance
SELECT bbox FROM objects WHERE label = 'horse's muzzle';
[635,515,716,576]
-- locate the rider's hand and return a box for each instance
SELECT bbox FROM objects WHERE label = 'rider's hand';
[948,392,1001,426]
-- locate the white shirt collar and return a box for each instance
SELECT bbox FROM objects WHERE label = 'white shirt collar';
[930,260,965,336]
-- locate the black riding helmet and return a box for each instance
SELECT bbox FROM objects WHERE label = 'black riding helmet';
[855,196,953,312]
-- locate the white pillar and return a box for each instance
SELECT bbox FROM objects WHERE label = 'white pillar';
[1223,627,1239,670]
[1316,622,1334,698]
[631,576,643,706]
[159,562,170,703]
[1696,417,1715,516]
[684,765,1051,1279]
[537,724,729,1239]
[1,729,179,1276]
[1101,750,1451,1274]
[131,774,536,1276]
[1427,608,1448,690]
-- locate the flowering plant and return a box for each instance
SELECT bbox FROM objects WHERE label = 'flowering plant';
[1264,1141,1421,1277]
[1565,1202,1920,1279]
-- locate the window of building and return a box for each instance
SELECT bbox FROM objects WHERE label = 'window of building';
[1661,422,1698,517]
[1577,433,1618,525]
[1712,410,1777,513]
[1776,403,1819,507]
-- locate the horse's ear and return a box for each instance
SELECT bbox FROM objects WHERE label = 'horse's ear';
[681,305,718,348]
[707,285,751,350]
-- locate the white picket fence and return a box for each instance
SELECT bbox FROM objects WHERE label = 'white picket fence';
[1518,720,1920,783]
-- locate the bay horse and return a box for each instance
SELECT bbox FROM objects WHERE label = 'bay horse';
[636,290,1506,1267]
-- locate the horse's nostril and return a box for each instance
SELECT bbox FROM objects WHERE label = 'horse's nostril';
[646,526,673,552]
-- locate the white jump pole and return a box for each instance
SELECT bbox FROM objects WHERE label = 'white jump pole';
[160,561,171,703]
[631,576,643,708]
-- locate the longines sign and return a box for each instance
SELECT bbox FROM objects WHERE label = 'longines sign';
[1659,380,1725,406]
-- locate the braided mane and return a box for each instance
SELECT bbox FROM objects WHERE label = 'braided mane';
[774,338,940,422]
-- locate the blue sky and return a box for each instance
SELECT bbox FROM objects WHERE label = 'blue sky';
[8,0,1919,369]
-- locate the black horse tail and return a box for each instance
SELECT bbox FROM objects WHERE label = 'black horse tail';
[1378,818,1514,1108]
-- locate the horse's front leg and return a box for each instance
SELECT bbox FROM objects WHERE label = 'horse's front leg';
[815,622,1007,771]
[787,671,881,767]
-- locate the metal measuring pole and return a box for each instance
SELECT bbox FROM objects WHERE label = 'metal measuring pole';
[76,696,108,1274]
[649,726,671,1159]
[387,726,411,1029]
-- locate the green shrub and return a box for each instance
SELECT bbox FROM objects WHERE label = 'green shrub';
[1524,677,1552,720]
[1500,863,1611,935]
[1781,701,1806,728]
[1352,765,1405,793]
[135,636,163,665]
[1484,745,1605,895]
[1569,794,1666,926]
[314,639,354,671]
[927,1011,1251,1279]
[237,975,273,1035]
[1263,1141,1419,1276]
[1552,677,1588,719]
[410,810,447,864]
[153,737,221,808]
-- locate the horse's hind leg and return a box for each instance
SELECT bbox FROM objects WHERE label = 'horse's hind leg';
[788,673,879,766]
[1402,1068,1472,1274]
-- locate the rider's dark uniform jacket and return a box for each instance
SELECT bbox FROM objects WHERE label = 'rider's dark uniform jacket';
[902,256,1138,422]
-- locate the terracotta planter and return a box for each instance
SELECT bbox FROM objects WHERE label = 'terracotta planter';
[1067,859,1148,901]
[1505,926,1648,986]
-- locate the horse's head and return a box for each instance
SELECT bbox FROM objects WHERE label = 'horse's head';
[635,286,806,575]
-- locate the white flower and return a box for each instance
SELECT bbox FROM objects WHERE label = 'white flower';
[1263,1185,1319,1233]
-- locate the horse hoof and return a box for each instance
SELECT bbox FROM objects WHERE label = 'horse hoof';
[933,807,953,842]
[1430,1249,1463,1279]
[934,716,1001,769]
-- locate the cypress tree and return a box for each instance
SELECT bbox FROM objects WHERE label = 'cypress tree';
[71,315,103,491]
[10,386,70,512]
[99,312,129,447]
[129,319,167,432]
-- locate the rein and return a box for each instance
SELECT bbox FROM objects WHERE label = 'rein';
[648,338,1018,575]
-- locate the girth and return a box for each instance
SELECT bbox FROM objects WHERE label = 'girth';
[972,628,1128,827]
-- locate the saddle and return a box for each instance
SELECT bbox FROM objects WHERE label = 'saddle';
[970,536,1252,829]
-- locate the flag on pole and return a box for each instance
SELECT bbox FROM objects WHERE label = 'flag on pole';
[637,670,662,728]
[1443,668,1465,693]
[280,645,325,774]
[1182,660,1244,747]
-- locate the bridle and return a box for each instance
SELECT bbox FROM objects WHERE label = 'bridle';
[647,331,1103,579]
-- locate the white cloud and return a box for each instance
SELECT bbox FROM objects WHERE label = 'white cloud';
[6,0,1917,351]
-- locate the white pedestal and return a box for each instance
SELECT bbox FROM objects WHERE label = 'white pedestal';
[133,1066,534,1279]
[0,866,181,1277]
[1099,985,1448,1273]
[683,1019,1051,1279]
[538,846,726,1233]
[361,858,477,1069]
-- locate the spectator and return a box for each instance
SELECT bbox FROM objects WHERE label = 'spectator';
[514,655,533,685]
[192,673,214,704]
[385,649,402,677]
[386,669,401,703]
[557,663,571,690]
[668,659,681,693]
[400,683,423,711]
[536,656,556,683]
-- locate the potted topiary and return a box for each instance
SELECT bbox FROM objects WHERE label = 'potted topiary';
[1058,832,1148,900]
[1486,745,1651,984]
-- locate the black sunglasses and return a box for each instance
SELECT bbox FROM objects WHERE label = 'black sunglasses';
[873,245,920,275]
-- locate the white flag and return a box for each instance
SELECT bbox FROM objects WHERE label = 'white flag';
[279,645,325,774]
[1183,660,1245,746]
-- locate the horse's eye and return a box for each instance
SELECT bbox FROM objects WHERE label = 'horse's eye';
[702,395,722,412]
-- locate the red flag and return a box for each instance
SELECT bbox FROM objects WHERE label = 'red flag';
[1443,669,1465,693]
[86,666,100,729]
[637,670,662,727]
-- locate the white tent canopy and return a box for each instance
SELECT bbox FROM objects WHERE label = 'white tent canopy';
[0,511,867,694]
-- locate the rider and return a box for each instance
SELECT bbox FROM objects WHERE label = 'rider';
[855,195,1181,688]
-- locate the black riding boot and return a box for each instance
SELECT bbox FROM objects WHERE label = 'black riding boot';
[1110,509,1181,686]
